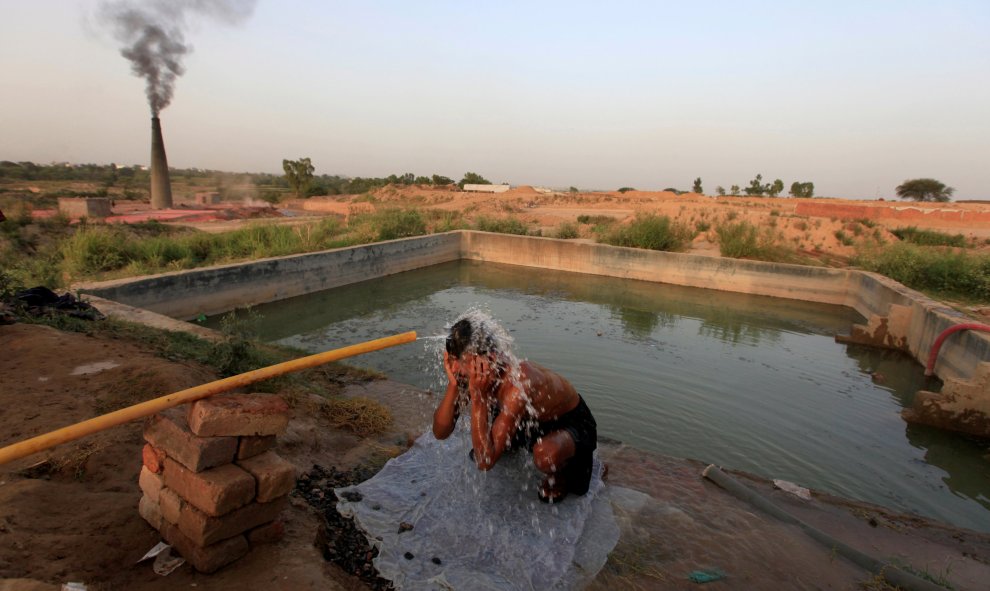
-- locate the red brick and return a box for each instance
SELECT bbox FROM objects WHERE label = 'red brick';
[237,451,296,502]
[162,457,255,517]
[247,519,285,545]
[142,443,166,474]
[178,496,287,546]
[138,494,162,531]
[161,521,249,573]
[187,394,289,437]
[160,487,183,525]
[138,466,164,504]
[144,408,237,472]
[237,435,276,460]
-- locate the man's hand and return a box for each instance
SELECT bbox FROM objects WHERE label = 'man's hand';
[467,354,495,396]
[443,351,458,384]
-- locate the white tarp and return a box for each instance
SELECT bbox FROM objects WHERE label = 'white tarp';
[336,424,619,590]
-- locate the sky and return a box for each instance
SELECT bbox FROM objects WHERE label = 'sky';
[1,0,988,199]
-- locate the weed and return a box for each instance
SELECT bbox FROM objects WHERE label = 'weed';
[891,226,966,247]
[599,213,692,252]
[854,242,990,303]
[577,214,616,225]
[716,221,794,262]
[695,220,711,232]
[554,222,580,239]
[834,230,854,246]
[474,216,530,235]
[770,209,780,217]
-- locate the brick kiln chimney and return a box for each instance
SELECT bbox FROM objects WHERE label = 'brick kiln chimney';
[150,117,173,209]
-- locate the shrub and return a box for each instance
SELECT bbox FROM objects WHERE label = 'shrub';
[695,220,711,232]
[577,214,616,225]
[854,242,990,302]
[617,187,636,193]
[716,222,760,258]
[61,227,132,275]
[834,230,854,246]
[600,213,692,252]
[554,222,579,239]
[424,209,465,233]
[371,208,427,241]
[715,221,794,262]
[474,216,530,235]
[891,226,966,247]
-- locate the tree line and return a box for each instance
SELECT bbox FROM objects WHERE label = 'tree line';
[281,158,492,198]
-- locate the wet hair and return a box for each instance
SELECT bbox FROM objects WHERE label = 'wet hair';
[446,318,498,359]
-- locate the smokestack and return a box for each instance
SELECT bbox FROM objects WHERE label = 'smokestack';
[150,116,173,209]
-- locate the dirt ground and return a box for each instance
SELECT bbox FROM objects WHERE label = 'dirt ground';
[2,320,989,590]
[292,185,990,260]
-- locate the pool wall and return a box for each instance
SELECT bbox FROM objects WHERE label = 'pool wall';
[76,230,989,388]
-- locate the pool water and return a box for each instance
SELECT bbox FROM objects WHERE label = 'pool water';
[205,260,990,531]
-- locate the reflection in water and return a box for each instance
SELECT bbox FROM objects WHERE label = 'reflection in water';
[204,260,990,532]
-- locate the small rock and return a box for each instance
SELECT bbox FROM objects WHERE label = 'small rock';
[341,491,363,502]
[404,552,414,560]
[431,557,442,565]
[398,522,413,533]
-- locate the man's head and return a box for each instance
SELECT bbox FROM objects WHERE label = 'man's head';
[446,318,502,368]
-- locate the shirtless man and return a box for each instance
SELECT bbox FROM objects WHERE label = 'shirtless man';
[432,318,598,502]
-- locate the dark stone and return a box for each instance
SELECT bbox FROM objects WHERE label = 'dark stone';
[404,552,414,560]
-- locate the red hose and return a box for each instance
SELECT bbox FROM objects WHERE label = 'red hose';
[925,323,990,376]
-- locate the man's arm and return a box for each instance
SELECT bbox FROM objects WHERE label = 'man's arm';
[469,359,527,470]
[432,352,461,440]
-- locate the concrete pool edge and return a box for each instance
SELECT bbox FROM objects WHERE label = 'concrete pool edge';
[74,230,990,436]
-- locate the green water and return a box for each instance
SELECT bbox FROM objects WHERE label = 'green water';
[206,260,990,532]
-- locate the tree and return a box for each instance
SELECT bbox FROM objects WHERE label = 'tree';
[716,185,726,196]
[432,174,454,186]
[730,184,740,196]
[282,157,315,198]
[693,177,703,194]
[895,178,954,202]
[744,174,766,196]
[459,172,491,189]
[414,176,432,185]
[768,178,784,197]
[789,181,814,198]
[569,186,579,193]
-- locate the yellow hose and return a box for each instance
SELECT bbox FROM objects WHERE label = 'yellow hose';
[0,330,417,466]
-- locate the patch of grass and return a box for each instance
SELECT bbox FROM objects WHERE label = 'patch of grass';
[891,226,966,247]
[599,213,693,252]
[716,221,794,262]
[695,220,711,232]
[365,208,427,241]
[554,222,580,239]
[474,215,531,235]
[834,230,854,246]
[854,242,990,303]
[577,214,617,225]
[424,209,465,232]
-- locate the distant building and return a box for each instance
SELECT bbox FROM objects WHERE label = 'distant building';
[463,184,510,193]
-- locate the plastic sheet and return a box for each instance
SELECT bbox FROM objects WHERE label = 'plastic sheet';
[336,425,619,590]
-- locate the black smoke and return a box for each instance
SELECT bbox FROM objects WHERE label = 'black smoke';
[102,0,256,116]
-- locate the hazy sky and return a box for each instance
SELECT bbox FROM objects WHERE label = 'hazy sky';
[2,1,988,199]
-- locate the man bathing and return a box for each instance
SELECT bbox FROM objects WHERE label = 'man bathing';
[432,316,598,502]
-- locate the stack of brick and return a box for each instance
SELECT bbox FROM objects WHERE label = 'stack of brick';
[137,394,296,573]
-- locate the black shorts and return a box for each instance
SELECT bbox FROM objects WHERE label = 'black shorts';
[514,395,598,495]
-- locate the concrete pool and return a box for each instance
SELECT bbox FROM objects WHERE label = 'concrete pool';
[78,230,990,533]
[201,259,989,532]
